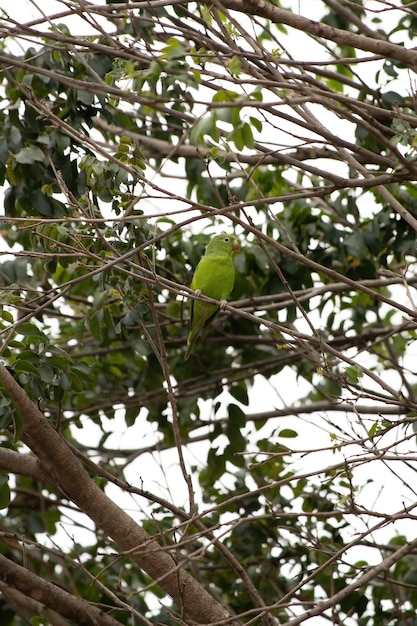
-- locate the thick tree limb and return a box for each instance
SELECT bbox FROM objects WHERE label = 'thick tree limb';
[0,447,50,482]
[0,364,239,626]
[0,557,120,626]
[0,583,71,625]
[219,0,417,70]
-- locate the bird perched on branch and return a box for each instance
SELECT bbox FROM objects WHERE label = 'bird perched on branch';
[185,233,240,360]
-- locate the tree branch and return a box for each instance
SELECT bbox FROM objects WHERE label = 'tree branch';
[0,364,239,626]
[219,0,417,69]
[0,556,121,626]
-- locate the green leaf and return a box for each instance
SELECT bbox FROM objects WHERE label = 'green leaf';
[17,323,46,340]
[226,55,241,76]
[344,232,366,257]
[14,360,41,376]
[162,37,186,60]
[227,403,246,428]
[226,404,247,456]
[87,310,102,341]
[279,429,297,438]
[39,364,54,383]
[232,127,244,151]
[122,302,149,326]
[13,145,45,164]
[0,478,10,509]
[241,123,254,149]
[250,116,262,133]
[230,382,249,406]
[60,371,72,391]
[212,89,239,103]
[11,407,24,443]
[47,345,72,361]
[345,365,363,385]
[1,310,14,322]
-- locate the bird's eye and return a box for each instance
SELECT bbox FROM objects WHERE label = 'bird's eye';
[224,237,230,243]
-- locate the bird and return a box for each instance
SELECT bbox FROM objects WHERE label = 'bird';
[185,233,240,360]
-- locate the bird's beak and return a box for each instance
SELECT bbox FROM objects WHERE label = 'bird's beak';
[232,240,240,252]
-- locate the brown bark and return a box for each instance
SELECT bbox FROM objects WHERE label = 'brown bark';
[0,364,238,626]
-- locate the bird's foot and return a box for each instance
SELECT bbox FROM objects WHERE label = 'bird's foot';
[219,299,228,311]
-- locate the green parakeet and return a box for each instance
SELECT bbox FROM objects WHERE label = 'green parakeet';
[185,233,240,360]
